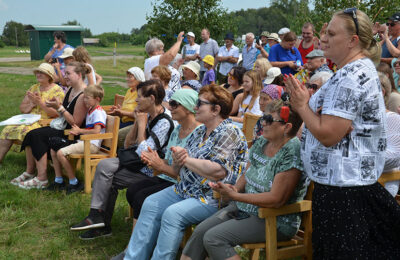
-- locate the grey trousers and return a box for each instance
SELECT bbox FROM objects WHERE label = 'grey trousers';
[90,157,151,226]
[182,203,267,260]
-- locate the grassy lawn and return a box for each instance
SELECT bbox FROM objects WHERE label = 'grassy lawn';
[85,43,146,57]
[0,46,30,58]
[0,74,132,259]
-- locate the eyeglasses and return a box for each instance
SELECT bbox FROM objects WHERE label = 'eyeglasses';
[196,99,213,108]
[228,73,236,80]
[168,100,181,110]
[343,8,359,36]
[386,22,399,27]
[261,114,285,125]
[305,83,318,90]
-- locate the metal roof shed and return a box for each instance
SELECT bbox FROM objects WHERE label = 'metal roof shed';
[24,25,84,60]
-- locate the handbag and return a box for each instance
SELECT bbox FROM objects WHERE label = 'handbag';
[50,116,67,130]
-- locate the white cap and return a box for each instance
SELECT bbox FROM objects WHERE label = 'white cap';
[278,27,290,35]
[127,67,145,82]
[187,32,195,38]
[263,67,282,84]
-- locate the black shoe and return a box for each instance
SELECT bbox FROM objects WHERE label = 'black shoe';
[46,181,66,191]
[70,210,105,231]
[66,181,84,195]
[79,227,112,240]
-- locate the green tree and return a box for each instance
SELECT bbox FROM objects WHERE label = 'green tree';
[130,24,148,45]
[2,20,29,46]
[62,20,93,38]
[146,0,235,47]
[312,0,400,35]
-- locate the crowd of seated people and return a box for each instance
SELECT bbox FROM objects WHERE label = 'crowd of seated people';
[3,10,400,259]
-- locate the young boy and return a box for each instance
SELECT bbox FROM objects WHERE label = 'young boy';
[48,85,107,194]
[201,55,216,86]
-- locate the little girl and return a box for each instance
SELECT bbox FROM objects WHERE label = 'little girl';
[230,70,263,123]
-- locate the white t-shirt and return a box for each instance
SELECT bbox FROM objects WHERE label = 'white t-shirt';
[182,43,200,63]
[79,105,107,147]
[144,55,161,80]
[84,63,96,85]
[301,58,387,186]
[238,95,262,116]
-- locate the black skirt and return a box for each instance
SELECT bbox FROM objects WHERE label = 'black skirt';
[21,126,64,161]
[312,182,400,260]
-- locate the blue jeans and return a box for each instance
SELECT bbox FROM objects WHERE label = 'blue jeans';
[124,186,218,260]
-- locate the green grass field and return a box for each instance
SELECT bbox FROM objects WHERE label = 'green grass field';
[0,47,262,259]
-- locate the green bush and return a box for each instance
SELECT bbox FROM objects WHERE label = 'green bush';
[98,36,110,47]
[0,39,5,48]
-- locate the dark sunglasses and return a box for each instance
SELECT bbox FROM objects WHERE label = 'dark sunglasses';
[305,83,318,90]
[394,61,400,67]
[196,99,213,108]
[168,100,181,110]
[343,7,359,35]
[261,114,285,125]
[386,22,398,27]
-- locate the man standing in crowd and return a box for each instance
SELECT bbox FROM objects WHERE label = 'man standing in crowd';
[241,32,257,70]
[198,28,219,80]
[304,49,332,77]
[181,32,200,64]
[267,33,280,48]
[296,22,319,63]
[255,31,270,59]
[380,12,400,64]
[216,33,239,83]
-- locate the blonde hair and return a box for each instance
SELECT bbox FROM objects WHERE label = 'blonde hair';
[378,71,391,106]
[67,62,92,81]
[73,46,92,64]
[151,65,171,86]
[334,9,381,65]
[241,70,263,112]
[254,58,272,79]
[84,84,104,101]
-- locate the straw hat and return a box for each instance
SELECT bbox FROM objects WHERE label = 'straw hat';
[58,47,74,59]
[33,63,56,81]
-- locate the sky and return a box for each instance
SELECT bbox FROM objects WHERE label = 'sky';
[0,0,271,35]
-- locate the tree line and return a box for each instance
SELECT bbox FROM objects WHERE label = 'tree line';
[1,0,399,48]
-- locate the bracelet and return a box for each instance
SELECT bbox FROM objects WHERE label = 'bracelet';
[57,106,65,112]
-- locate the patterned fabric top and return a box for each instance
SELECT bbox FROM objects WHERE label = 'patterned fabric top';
[157,124,202,183]
[174,118,248,207]
[30,83,65,118]
[301,58,387,186]
[237,137,306,213]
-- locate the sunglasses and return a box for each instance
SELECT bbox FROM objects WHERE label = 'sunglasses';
[261,114,285,125]
[196,99,213,108]
[386,22,399,27]
[394,61,400,67]
[343,7,359,35]
[168,100,181,110]
[305,83,318,90]
[228,73,236,80]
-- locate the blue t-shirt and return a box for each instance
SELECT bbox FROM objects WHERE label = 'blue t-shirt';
[202,69,215,86]
[268,44,302,75]
[49,44,74,69]
[255,44,270,58]
[381,37,399,58]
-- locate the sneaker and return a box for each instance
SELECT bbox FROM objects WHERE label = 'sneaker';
[70,210,105,231]
[18,177,48,189]
[10,172,34,186]
[66,181,84,195]
[46,181,66,191]
[79,227,112,240]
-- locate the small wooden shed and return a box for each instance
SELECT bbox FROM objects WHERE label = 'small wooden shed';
[24,25,84,60]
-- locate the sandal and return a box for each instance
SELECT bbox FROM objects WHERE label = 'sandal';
[18,177,48,190]
[10,172,35,186]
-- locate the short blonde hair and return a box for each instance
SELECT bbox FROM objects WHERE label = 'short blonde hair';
[254,58,272,79]
[73,46,92,64]
[84,84,104,101]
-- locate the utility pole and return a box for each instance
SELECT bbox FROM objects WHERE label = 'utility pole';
[15,27,18,47]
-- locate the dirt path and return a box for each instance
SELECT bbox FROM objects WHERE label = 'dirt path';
[0,54,142,63]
